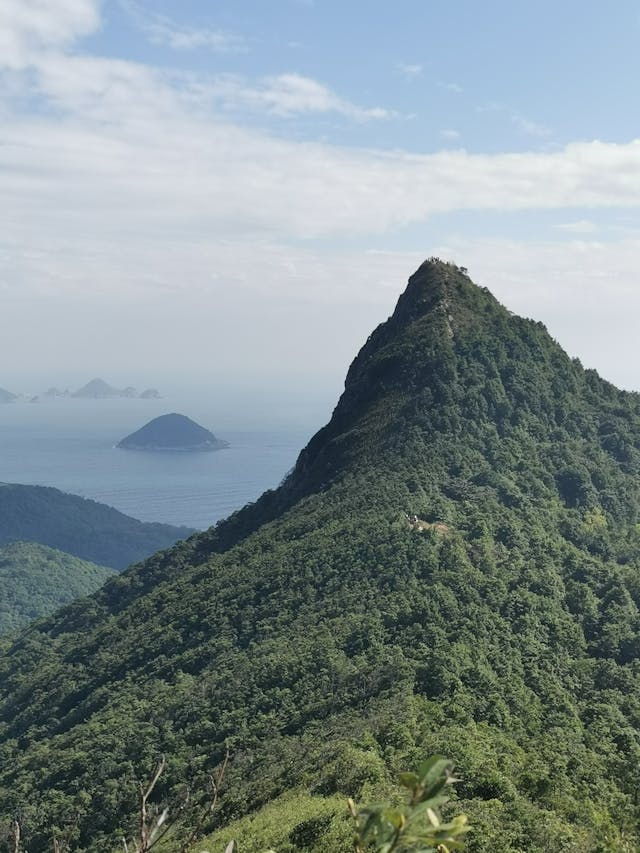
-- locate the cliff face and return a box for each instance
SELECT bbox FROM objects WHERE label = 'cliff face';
[3,260,640,851]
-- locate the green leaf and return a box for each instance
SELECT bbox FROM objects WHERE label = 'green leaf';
[398,772,420,790]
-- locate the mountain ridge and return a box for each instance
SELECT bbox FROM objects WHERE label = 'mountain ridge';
[2,260,640,851]
[0,483,195,569]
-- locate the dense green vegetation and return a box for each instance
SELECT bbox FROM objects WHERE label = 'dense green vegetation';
[0,542,114,635]
[3,260,640,851]
[0,483,194,569]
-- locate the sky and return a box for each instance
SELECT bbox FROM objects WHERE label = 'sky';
[3,0,640,421]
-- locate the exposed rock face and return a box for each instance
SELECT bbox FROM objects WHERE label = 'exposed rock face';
[117,413,229,452]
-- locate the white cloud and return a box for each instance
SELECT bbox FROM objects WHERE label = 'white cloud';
[198,72,392,120]
[511,113,552,138]
[146,21,244,52]
[0,0,100,68]
[396,62,423,80]
[120,1,246,52]
[555,219,599,234]
[3,51,640,253]
[439,81,463,93]
[441,129,461,140]
[3,2,640,390]
[476,101,551,138]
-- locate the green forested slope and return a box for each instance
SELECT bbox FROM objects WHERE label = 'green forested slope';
[0,483,194,569]
[0,542,114,635]
[2,261,640,851]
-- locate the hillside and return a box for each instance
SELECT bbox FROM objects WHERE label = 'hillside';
[0,542,114,635]
[2,260,640,851]
[0,483,194,569]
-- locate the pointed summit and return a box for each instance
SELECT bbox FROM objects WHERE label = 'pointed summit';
[387,257,492,329]
[289,259,508,490]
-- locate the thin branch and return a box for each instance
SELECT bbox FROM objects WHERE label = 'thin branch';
[177,750,229,853]
[124,751,229,853]
[139,756,166,852]
[12,819,20,853]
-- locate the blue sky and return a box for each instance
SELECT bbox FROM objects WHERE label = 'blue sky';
[92,0,640,151]
[2,0,640,417]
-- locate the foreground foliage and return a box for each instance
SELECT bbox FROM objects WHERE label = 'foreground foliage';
[2,261,640,851]
[349,756,468,853]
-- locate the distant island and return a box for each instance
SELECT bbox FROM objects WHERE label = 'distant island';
[0,379,162,401]
[42,387,69,399]
[72,378,162,399]
[117,413,229,452]
[0,387,17,404]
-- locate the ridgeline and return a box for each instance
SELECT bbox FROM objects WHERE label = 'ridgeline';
[2,260,640,851]
[0,483,195,570]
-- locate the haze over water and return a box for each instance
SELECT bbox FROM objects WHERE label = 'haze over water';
[0,396,314,530]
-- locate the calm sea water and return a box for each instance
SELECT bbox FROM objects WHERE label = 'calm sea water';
[0,398,315,530]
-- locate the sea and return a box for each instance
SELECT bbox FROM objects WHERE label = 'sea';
[0,396,320,531]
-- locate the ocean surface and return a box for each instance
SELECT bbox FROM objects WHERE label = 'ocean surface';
[0,398,316,530]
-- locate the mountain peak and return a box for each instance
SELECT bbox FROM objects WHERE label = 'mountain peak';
[3,259,640,851]
[285,259,567,502]
[395,257,461,319]
[389,258,499,334]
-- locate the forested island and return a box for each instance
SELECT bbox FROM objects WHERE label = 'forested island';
[117,413,229,452]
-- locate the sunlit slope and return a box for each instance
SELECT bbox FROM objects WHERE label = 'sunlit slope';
[0,542,114,634]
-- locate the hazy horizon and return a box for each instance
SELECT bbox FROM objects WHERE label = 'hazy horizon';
[3,1,640,397]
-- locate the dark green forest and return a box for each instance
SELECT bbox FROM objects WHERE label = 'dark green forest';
[2,260,640,851]
[0,542,114,635]
[0,483,194,569]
